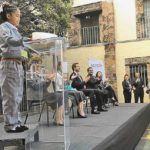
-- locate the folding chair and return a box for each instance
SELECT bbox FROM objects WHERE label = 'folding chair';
[24,77,57,126]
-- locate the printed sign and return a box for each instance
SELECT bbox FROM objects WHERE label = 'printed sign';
[88,60,106,80]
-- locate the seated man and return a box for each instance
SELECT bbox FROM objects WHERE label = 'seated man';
[70,63,100,114]
[86,67,108,112]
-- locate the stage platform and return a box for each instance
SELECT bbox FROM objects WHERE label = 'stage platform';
[2,103,150,150]
[70,103,150,150]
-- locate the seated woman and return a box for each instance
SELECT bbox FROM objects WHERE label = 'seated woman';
[96,71,118,106]
[27,57,64,125]
[66,80,87,118]
[103,78,119,106]
[56,68,87,119]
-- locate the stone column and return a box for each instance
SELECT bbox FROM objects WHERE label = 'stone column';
[68,15,81,46]
[147,64,150,84]
[101,2,117,91]
[136,0,144,39]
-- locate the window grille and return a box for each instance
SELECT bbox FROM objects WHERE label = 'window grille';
[129,64,148,86]
[81,26,100,45]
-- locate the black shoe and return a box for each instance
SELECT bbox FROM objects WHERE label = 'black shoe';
[20,125,29,131]
[6,126,25,133]
[77,111,87,118]
[91,110,100,114]
[58,123,64,126]
[114,103,119,106]
[98,108,108,112]
[104,105,109,108]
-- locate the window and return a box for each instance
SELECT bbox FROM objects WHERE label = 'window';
[139,0,150,38]
[81,26,100,45]
[79,11,100,45]
[130,64,148,86]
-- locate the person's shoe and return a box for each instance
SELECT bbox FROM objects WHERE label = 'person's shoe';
[98,108,108,112]
[58,123,64,126]
[20,125,29,131]
[77,111,87,118]
[114,103,119,106]
[91,110,100,114]
[6,126,25,133]
[53,122,64,126]
[104,105,109,108]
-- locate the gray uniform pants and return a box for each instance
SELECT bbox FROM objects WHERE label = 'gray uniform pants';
[0,60,24,131]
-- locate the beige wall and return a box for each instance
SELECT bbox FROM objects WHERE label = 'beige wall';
[64,45,105,77]
[116,40,150,103]
[113,0,137,41]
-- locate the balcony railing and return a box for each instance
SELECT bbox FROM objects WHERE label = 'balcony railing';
[81,26,100,45]
[137,16,150,39]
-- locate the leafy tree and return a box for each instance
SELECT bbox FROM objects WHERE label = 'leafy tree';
[4,0,72,36]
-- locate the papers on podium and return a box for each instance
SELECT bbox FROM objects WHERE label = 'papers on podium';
[24,32,61,55]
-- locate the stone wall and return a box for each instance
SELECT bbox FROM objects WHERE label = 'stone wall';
[68,15,81,46]
[101,2,117,91]
[68,2,102,46]
[68,1,117,91]
[136,0,144,38]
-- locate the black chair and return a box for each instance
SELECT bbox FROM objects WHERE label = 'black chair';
[24,78,57,126]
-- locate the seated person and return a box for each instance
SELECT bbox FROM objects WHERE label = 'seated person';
[66,80,87,118]
[56,63,87,118]
[86,68,107,112]
[70,63,100,114]
[27,58,63,125]
[96,71,109,107]
[103,78,119,106]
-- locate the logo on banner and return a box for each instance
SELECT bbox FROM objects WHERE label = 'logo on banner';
[88,60,106,80]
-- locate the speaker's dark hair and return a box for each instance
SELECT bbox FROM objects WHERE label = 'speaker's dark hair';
[0,3,18,22]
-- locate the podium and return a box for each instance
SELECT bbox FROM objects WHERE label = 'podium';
[23,37,70,150]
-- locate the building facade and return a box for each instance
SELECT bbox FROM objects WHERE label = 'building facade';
[65,0,150,103]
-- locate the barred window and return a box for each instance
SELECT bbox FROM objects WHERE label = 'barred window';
[81,26,100,45]
[79,11,100,45]
[130,64,148,86]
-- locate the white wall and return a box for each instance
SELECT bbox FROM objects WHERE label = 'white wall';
[113,0,137,41]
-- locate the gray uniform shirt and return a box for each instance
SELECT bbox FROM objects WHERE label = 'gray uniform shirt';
[0,21,24,59]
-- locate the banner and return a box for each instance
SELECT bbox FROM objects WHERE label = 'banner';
[88,60,106,80]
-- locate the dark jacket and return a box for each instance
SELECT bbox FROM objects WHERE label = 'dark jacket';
[86,75,99,89]
[70,72,86,90]
[132,78,144,92]
[122,80,132,92]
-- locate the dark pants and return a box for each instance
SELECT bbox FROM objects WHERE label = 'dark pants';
[81,89,97,111]
[93,89,104,110]
[106,86,118,102]
[134,89,144,103]
[123,91,131,103]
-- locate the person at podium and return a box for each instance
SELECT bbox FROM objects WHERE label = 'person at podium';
[0,2,28,132]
